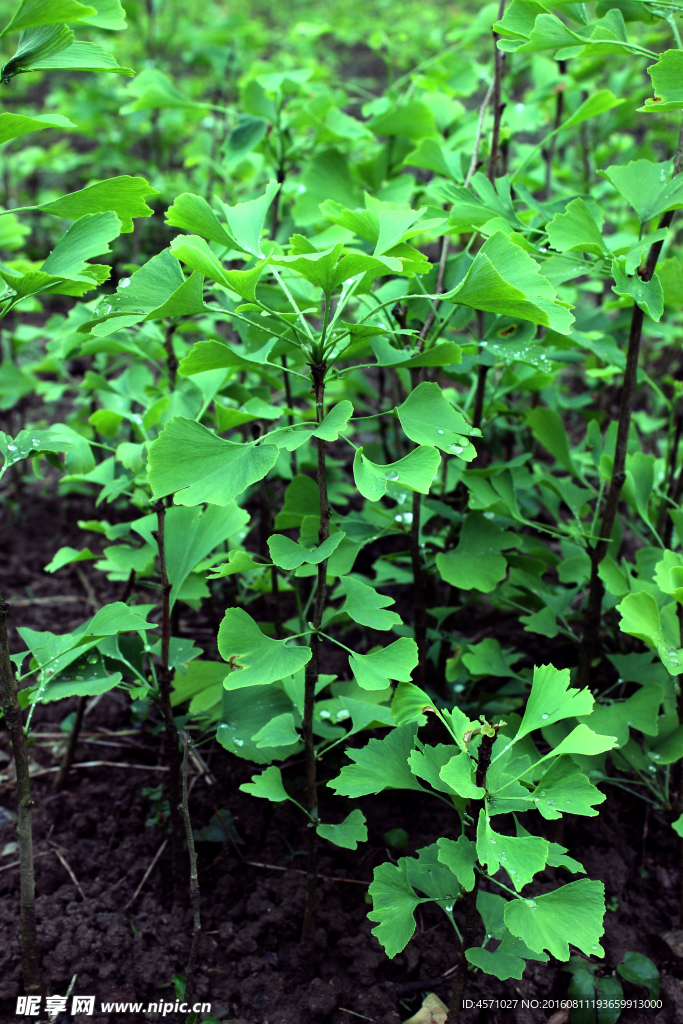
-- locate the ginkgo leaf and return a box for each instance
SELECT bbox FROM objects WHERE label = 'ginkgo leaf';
[317,809,367,850]
[397,382,480,460]
[504,878,605,960]
[4,175,158,232]
[443,231,574,335]
[640,49,683,112]
[601,159,683,224]
[340,575,402,630]
[436,512,517,593]
[439,753,484,800]
[239,765,289,802]
[268,532,344,570]
[516,664,594,739]
[166,192,241,249]
[217,607,311,688]
[617,590,683,675]
[206,550,262,578]
[148,417,278,506]
[477,811,549,891]
[390,681,437,726]
[546,198,606,258]
[436,836,477,891]
[353,445,440,501]
[349,638,418,690]
[1,0,95,36]
[0,111,74,144]
[328,723,423,797]
[368,861,423,958]
[530,755,606,820]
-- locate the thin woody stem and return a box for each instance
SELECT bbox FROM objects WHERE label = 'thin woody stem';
[180,734,201,1008]
[487,0,507,183]
[301,361,330,948]
[0,589,43,1000]
[154,500,185,906]
[577,122,683,688]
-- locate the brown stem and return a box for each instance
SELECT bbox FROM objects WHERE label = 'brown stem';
[164,322,178,390]
[410,365,428,687]
[661,408,683,547]
[301,363,330,948]
[154,501,185,906]
[544,62,566,199]
[487,0,507,183]
[282,354,297,477]
[577,124,683,687]
[52,696,86,793]
[270,165,286,240]
[0,591,43,999]
[180,735,201,1007]
[446,730,496,1023]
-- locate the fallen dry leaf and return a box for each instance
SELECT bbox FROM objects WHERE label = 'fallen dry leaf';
[403,992,448,1024]
[662,930,683,957]
[546,1012,569,1024]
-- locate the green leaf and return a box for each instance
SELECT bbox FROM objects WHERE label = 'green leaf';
[546,199,606,258]
[206,550,262,578]
[217,607,311,688]
[317,809,367,850]
[328,723,423,797]
[169,235,264,300]
[526,407,576,475]
[0,111,75,144]
[436,512,517,593]
[162,503,249,609]
[370,337,462,369]
[239,765,289,802]
[120,68,207,113]
[340,575,402,630]
[0,426,77,473]
[41,211,120,279]
[517,664,594,740]
[617,952,659,1000]
[390,681,438,727]
[444,231,574,336]
[673,814,683,837]
[504,879,605,960]
[217,681,300,763]
[368,861,422,958]
[530,755,606,820]
[147,417,278,507]
[477,810,549,891]
[353,445,440,502]
[368,100,437,140]
[165,193,241,249]
[601,160,683,224]
[641,49,683,112]
[0,0,95,36]
[577,683,663,747]
[408,744,461,795]
[617,590,683,675]
[612,258,663,321]
[349,638,419,690]
[79,0,126,30]
[397,382,480,460]
[1,25,133,82]
[268,532,343,570]
[465,946,526,981]
[10,175,158,232]
[436,836,477,891]
[214,180,280,258]
[44,546,96,573]
[550,724,617,758]
[439,753,485,800]
[251,712,299,749]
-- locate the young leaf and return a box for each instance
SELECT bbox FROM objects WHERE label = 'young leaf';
[353,445,441,501]
[340,575,402,630]
[436,836,477,891]
[217,607,311,688]
[504,878,605,960]
[390,681,437,726]
[443,231,574,335]
[516,664,594,740]
[268,532,343,571]
[436,512,517,593]
[147,417,278,506]
[397,382,480,460]
[530,755,606,820]
[317,809,367,850]
[349,638,419,690]
[477,811,549,891]
[368,861,423,958]
[239,765,289,802]
[439,753,485,800]
[328,723,423,797]
[617,952,660,1000]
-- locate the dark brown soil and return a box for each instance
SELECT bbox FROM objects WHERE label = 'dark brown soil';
[2,482,683,1024]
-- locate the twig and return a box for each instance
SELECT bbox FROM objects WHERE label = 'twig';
[49,843,85,900]
[0,851,50,875]
[4,761,171,781]
[245,860,368,885]
[339,1011,374,1021]
[465,80,495,188]
[487,0,507,182]
[124,839,169,911]
[180,735,201,1008]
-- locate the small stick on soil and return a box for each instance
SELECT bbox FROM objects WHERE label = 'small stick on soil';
[49,843,85,900]
[0,850,50,875]
[124,838,168,911]
[11,761,171,780]
[245,860,368,885]
[179,734,201,1009]
[0,589,44,999]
